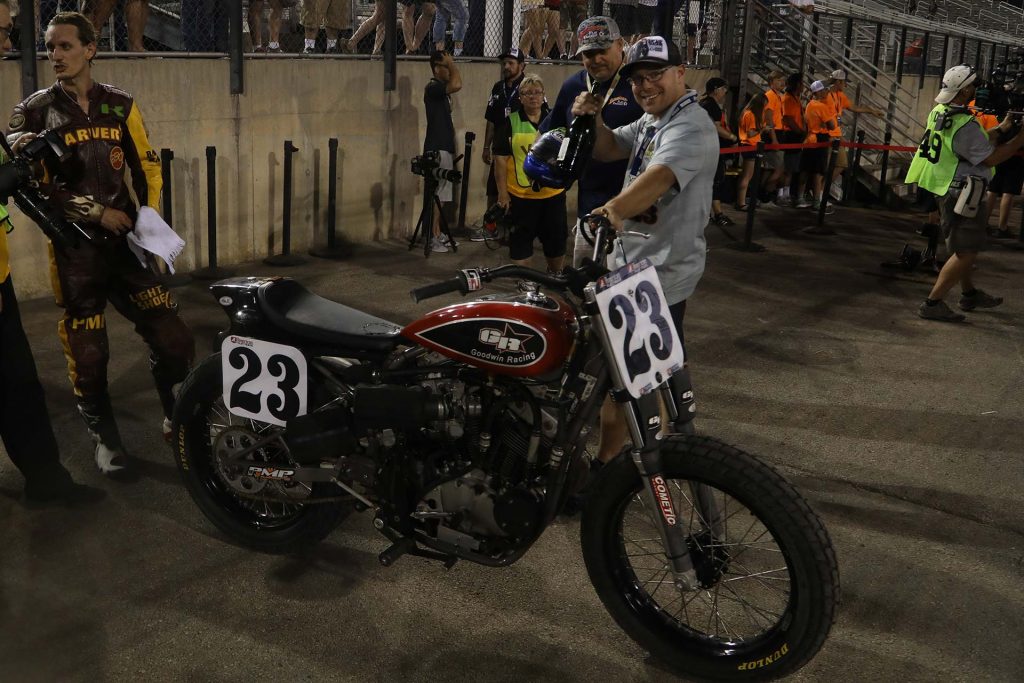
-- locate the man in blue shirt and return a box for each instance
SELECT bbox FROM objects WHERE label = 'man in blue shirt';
[541,16,643,265]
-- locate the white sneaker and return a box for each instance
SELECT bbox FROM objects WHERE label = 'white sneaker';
[95,443,129,476]
[430,237,449,253]
[162,417,173,443]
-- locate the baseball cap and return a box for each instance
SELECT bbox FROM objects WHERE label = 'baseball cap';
[575,16,621,56]
[705,77,727,94]
[809,80,826,93]
[935,64,977,104]
[498,46,525,62]
[830,69,847,81]
[620,36,683,79]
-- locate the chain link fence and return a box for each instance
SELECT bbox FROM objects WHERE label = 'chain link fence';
[15,0,725,59]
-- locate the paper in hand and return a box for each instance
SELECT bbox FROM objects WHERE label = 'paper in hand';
[126,206,185,274]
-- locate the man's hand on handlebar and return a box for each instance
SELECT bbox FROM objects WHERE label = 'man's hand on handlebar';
[590,203,624,231]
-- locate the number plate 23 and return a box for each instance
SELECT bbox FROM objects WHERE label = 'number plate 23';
[221,336,308,427]
[595,260,684,398]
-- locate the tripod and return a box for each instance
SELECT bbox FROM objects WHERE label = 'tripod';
[408,176,457,257]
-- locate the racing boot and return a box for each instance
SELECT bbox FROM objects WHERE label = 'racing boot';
[78,395,134,480]
[151,353,187,443]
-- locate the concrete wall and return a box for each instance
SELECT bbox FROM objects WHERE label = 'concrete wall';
[0,58,720,298]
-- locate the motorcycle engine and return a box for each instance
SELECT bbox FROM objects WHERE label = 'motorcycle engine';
[410,374,551,549]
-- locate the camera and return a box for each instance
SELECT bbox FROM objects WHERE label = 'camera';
[20,129,71,164]
[410,150,462,184]
[975,48,1024,119]
[0,129,85,251]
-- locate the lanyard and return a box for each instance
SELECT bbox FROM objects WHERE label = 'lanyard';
[503,76,522,107]
[585,66,623,112]
[628,93,698,178]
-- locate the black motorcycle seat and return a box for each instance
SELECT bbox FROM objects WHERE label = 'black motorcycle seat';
[258,279,404,353]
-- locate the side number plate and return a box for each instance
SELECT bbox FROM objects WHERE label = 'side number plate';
[595,259,684,398]
[221,336,308,427]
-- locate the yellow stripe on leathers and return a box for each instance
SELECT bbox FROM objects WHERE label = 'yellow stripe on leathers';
[125,102,162,209]
[48,242,81,396]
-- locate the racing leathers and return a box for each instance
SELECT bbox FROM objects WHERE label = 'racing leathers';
[6,81,194,450]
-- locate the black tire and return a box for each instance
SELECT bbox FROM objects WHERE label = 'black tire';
[581,435,839,681]
[172,353,347,554]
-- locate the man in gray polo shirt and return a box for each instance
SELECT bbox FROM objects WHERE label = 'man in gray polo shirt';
[571,35,718,463]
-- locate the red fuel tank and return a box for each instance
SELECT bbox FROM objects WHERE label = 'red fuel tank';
[402,292,577,378]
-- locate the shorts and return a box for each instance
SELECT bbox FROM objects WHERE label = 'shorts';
[917,187,938,213]
[300,0,349,29]
[559,0,586,28]
[801,134,829,175]
[607,4,636,36]
[741,150,758,161]
[762,148,784,170]
[938,186,988,253]
[779,130,803,173]
[989,156,1024,196]
[508,192,568,260]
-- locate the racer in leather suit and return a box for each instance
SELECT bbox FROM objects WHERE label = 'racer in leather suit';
[7,12,194,477]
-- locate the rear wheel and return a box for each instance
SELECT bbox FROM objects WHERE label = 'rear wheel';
[172,353,346,553]
[581,435,839,681]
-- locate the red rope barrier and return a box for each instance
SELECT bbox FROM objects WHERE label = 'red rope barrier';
[717,140,916,155]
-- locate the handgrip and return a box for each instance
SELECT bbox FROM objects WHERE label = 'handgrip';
[410,274,467,303]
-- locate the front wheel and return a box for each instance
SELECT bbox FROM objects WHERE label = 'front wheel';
[172,353,347,554]
[581,435,839,681]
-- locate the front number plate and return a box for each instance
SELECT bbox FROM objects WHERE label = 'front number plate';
[221,336,308,427]
[594,259,684,398]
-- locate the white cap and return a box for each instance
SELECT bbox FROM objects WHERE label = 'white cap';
[935,64,977,104]
[810,80,826,93]
[830,69,847,81]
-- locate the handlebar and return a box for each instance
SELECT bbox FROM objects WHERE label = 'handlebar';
[409,214,638,304]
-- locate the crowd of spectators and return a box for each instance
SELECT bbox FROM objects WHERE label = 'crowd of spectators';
[12,0,720,58]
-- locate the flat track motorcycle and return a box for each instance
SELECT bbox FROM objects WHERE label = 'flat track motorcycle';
[172,218,839,681]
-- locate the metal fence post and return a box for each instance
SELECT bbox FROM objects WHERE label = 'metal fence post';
[807,139,840,235]
[311,138,351,259]
[191,146,235,280]
[266,140,307,266]
[159,148,191,287]
[457,131,475,233]
[19,0,36,99]
[726,143,766,252]
[229,0,243,94]
[878,131,892,206]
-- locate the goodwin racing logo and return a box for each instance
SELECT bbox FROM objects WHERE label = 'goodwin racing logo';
[110,146,125,170]
[478,324,533,353]
[650,475,677,525]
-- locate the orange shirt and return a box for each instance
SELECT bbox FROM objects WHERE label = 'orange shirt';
[781,92,804,132]
[826,91,850,137]
[804,99,834,140]
[764,89,784,132]
[739,109,762,144]
[969,100,999,132]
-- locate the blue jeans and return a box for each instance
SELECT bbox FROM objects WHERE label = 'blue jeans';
[433,0,469,44]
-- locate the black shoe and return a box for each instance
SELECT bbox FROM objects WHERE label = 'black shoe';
[24,479,107,507]
[916,223,938,238]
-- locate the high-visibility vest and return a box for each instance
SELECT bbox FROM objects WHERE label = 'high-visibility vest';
[906,104,992,195]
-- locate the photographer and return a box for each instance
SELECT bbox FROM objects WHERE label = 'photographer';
[906,65,1024,322]
[7,12,195,478]
[0,1,103,505]
[423,50,461,253]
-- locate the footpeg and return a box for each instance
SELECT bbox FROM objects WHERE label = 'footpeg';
[378,538,416,567]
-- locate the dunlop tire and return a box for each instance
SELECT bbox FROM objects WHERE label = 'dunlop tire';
[581,434,840,681]
[172,353,346,554]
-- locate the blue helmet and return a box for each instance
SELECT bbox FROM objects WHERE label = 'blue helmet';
[524,128,569,189]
